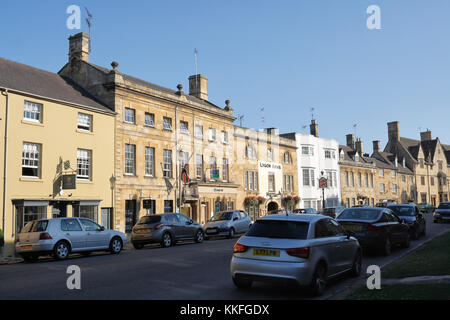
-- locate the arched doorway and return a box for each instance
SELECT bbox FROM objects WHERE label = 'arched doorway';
[267,201,278,212]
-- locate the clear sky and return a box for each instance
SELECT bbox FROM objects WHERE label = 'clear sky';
[2,0,450,153]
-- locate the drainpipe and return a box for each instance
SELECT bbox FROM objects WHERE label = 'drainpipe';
[1,88,9,256]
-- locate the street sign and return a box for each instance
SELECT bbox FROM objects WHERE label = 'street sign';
[212,169,220,179]
[319,177,328,189]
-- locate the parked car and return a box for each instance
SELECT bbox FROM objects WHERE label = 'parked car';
[433,202,450,223]
[268,209,292,215]
[15,218,127,262]
[204,210,252,239]
[230,214,362,296]
[387,204,426,239]
[337,207,410,255]
[375,202,396,208]
[417,202,436,213]
[322,206,346,219]
[131,213,204,249]
[293,208,318,214]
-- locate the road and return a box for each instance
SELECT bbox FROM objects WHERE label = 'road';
[0,214,448,300]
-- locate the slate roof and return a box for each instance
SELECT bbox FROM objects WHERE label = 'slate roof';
[0,57,113,114]
[399,136,439,162]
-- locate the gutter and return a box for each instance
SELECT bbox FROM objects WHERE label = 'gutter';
[1,87,9,250]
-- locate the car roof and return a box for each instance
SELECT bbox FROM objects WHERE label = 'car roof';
[258,214,326,223]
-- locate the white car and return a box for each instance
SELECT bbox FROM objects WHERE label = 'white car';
[230,214,362,296]
[16,218,127,262]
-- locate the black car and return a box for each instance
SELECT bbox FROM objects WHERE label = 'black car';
[387,204,426,239]
[337,207,410,255]
[434,202,450,223]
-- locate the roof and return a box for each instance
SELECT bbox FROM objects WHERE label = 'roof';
[259,214,326,222]
[82,61,225,112]
[339,145,372,164]
[0,57,113,114]
[399,136,439,162]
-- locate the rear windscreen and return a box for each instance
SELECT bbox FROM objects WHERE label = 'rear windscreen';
[338,209,380,221]
[438,203,450,210]
[138,215,162,224]
[247,220,309,239]
[389,206,415,216]
[21,220,48,233]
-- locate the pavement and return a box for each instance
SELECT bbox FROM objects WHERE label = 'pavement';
[0,213,448,300]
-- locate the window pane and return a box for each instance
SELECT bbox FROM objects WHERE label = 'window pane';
[77,149,91,180]
[145,147,155,176]
[78,113,92,131]
[23,101,42,122]
[125,144,136,174]
[22,143,40,177]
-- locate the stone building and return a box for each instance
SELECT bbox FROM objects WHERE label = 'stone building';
[233,127,299,221]
[384,121,449,206]
[339,135,377,207]
[0,57,115,255]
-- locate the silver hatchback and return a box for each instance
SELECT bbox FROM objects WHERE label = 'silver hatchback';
[15,218,127,262]
[230,214,362,296]
[204,210,252,239]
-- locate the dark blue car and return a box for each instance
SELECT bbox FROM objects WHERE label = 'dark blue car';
[337,207,410,256]
[387,204,426,239]
[434,202,450,223]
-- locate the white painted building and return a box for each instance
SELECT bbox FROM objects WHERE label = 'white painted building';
[281,120,341,210]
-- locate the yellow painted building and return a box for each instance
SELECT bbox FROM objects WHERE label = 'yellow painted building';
[0,58,115,256]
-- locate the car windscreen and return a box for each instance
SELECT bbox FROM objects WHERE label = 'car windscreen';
[138,215,162,225]
[21,220,48,233]
[210,211,233,221]
[338,209,381,221]
[388,206,415,216]
[247,220,309,239]
[438,203,450,210]
[323,208,335,213]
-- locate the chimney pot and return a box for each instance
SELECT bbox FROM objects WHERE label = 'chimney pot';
[310,119,319,137]
[346,134,355,149]
[68,32,90,62]
[388,121,400,141]
[355,138,364,155]
[188,74,208,100]
[420,130,432,141]
[373,140,380,153]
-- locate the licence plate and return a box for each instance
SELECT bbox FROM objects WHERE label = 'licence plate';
[253,248,280,257]
[137,229,150,233]
[21,245,33,251]
[344,225,363,232]
[206,229,218,234]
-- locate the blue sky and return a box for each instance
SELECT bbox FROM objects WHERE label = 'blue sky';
[2,0,450,152]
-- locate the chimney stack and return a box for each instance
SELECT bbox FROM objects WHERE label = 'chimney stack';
[355,138,363,155]
[310,119,318,137]
[346,134,355,149]
[388,121,400,141]
[69,32,90,62]
[373,140,380,153]
[420,130,432,141]
[188,74,208,100]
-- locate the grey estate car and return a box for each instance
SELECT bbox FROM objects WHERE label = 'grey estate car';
[131,213,205,249]
[230,214,362,296]
[204,210,252,239]
[15,218,127,262]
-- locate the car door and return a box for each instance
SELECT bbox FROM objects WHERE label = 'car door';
[165,214,182,239]
[313,219,340,276]
[79,219,109,249]
[177,214,195,239]
[61,219,85,250]
[231,212,241,232]
[240,211,251,232]
[386,211,406,245]
[328,219,356,272]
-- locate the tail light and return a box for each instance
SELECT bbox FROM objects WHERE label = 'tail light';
[16,235,21,243]
[132,226,136,233]
[286,247,310,259]
[154,223,164,230]
[233,243,248,253]
[39,232,53,240]
[367,223,379,232]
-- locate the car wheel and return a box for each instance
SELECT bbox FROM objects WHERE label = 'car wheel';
[350,250,362,277]
[195,230,204,243]
[132,243,144,250]
[309,263,327,296]
[232,277,252,289]
[227,228,235,239]
[382,237,391,256]
[109,237,123,254]
[401,234,411,248]
[161,232,173,248]
[54,241,70,260]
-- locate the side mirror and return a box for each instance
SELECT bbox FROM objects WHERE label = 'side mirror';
[346,230,356,239]
[233,217,238,221]
[187,219,193,225]
[98,226,105,231]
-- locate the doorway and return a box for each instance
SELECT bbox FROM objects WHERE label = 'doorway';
[125,200,137,234]
[52,202,67,218]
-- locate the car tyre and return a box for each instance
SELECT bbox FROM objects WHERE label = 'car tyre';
[161,232,173,248]
[309,263,327,296]
[133,243,144,250]
[109,237,123,254]
[382,237,391,256]
[232,277,252,289]
[350,250,362,277]
[227,228,235,239]
[195,230,204,243]
[54,241,70,260]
